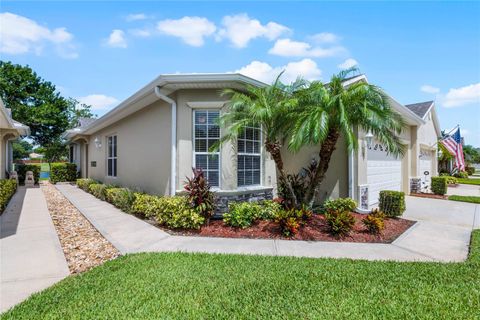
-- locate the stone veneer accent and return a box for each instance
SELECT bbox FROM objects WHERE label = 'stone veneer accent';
[410,177,422,194]
[214,187,274,217]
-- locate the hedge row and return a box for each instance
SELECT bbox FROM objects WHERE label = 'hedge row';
[50,163,77,184]
[0,179,17,214]
[379,190,405,217]
[431,176,447,195]
[14,164,40,185]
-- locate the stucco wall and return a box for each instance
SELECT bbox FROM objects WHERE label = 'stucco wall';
[281,135,349,203]
[87,100,171,195]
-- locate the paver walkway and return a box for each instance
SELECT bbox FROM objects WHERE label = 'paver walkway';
[0,187,69,313]
[57,184,479,263]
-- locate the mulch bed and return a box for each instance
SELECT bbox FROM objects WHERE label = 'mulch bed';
[42,182,120,274]
[160,213,415,243]
[410,193,447,200]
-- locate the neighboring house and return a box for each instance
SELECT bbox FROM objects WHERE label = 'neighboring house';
[0,98,30,179]
[64,73,441,212]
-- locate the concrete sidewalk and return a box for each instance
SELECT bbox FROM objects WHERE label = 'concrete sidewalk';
[57,184,478,263]
[0,187,69,313]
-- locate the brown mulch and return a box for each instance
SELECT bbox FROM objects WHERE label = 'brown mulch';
[163,213,415,244]
[41,182,120,274]
[410,193,447,200]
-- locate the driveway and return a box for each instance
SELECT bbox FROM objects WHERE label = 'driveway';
[0,187,69,313]
[447,183,480,197]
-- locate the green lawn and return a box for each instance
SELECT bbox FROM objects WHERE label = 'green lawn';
[449,195,480,204]
[456,178,480,185]
[2,231,479,319]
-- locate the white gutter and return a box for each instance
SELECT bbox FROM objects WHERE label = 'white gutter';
[154,86,177,196]
[348,149,354,199]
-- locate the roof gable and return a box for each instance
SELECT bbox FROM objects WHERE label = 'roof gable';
[405,101,434,119]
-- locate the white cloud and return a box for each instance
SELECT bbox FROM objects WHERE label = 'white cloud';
[442,83,480,108]
[269,38,345,58]
[157,16,216,46]
[217,13,290,48]
[338,58,358,69]
[77,94,119,110]
[420,85,440,94]
[126,13,147,22]
[129,28,152,38]
[106,29,127,48]
[235,58,321,84]
[309,32,340,43]
[0,12,77,58]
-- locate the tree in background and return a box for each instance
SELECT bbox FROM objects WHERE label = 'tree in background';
[44,139,67,163]
[67,97,95,129]
[12,140,33,160]
[463,145,480,165]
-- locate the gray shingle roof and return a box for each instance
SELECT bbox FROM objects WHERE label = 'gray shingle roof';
[405,101,434,118]
[77,117,96,128]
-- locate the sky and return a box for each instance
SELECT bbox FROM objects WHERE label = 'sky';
[1,1,479,146]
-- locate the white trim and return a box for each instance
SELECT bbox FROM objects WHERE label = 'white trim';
[186,101,228,109]
[106,135,118,178]
[237,124,262,187]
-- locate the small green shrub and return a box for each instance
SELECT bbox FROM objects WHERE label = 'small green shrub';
[275,208,301,237]
[431,176,447,196]
[465,166,475,176]
[257,200,282,220]
[156,196,204,229]
[76,178,97,192]
[362,209,385,234]
[88,183,114,201]
[324,198,357,213]
[445,176,457,185]
[324,210,355,236]
[453,171,469,179]
[131,193,161,218]
[105,188,136,213]
[0,179,17,213]
[14,164,40,185]
[224,202,261,228]
[379,190,406,217]
[50,163,77,183]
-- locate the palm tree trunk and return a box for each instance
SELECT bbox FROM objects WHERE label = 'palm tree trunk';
[303,129,340,206]
[265,140,298,208]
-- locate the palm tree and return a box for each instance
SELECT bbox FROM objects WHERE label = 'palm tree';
[219,74,305,207]
[289,68,407,207]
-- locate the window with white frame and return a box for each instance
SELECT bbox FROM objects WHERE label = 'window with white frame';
[107,135,117,177]
[237,125,261,186]
[193,110,220,187]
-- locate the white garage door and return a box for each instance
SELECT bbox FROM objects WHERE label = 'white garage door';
[419,149,432,191]
[367,144,402,207]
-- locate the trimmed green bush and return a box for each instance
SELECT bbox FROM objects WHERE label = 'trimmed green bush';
[0,179,17,214]
[131,193,161,218]
[465,166,475,176]
[257,200,282,220]
[157,196,204,229]
[445,176,457,185]
[105,188,136,213]
[88,183,114,201]
[323,198,357,213]
[76,178,97,192]
[224,202,262,228]
[15,164,40,185]
[453,171,469,179]
[50,163,77,184]
[379,190,406,217]
[431,176,448,195]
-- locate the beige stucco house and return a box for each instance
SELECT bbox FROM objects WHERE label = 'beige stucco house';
[0,98,30,179]
[64,73,440,212]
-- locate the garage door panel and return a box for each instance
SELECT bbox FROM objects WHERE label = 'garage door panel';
[419,149,433,191]
[367,145,402,207]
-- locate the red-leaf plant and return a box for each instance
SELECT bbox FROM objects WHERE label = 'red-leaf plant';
[184,168,216,224]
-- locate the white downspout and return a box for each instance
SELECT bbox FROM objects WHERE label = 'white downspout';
[155,86,177,196]
[348,149,354,199]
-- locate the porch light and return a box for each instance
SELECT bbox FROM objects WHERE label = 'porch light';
[365,131,374,149]
[94,137,102,149]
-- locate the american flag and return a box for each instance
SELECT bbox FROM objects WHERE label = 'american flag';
[440,128,465,171]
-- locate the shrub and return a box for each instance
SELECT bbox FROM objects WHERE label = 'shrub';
[131,193,161,218]
[14,164,40,185]
[445,176,457,185]
[453,171,469,179]
[0,179,17,214]
[465,166,475,176]
[156,196,204,229]
[324,198,357,214]
[379,190,406,217]
[105,188,136,213]
[224,202,261,228]
[275,208,301,237]
[76,178,97,192]
[88,183,113,201]
[324,210,355,236]
[431,176,448,195]
[362,209,385,234]
[257,200,282,220]
[50,163,77,184]
[184,168,215,223]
